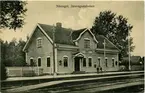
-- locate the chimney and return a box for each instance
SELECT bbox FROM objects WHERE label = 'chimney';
[56,22,62,28]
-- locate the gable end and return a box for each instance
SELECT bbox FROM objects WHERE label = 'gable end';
[23,24,53,52]
[73,28,98,43]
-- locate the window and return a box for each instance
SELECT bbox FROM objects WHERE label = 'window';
[112,58,115,67]
[37,38,42,48]
[84,39,90,48]
[98,57,101,67]
[105,58,108,67]
[63,56,68,67]
[47,57,50,67]
[30,58,34,66]
[94,64,96,68]
[38,58,41,67]
[115,61,118,66]
[88,57,92,67]
[83,58,86,67]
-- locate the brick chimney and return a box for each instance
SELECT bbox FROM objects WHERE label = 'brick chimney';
[56,22,62,28]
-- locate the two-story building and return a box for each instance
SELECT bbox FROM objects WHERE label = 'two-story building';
[23,22,120,74]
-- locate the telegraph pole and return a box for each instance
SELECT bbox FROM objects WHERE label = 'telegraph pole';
[128,30,131,71]
[52,25,56,76]
[104,39,106,61]
[103,39,106,72]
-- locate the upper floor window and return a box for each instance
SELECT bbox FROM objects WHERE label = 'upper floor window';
[88,57,92,67]
[84,38,90,48]
[63,56,68,67]
[83,58,86,67]
[37,38,42,48]
[47,57,50,67]
[38,57,41,67]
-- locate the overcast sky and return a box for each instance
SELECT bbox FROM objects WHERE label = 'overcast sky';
[0,1,144,56]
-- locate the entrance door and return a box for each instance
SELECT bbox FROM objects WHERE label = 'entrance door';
[74,57,80,71]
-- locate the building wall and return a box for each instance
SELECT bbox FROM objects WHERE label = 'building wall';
[26,28,119,74]
[77,31,97,51]
[76,31,119,72]
[57,50,74,74]
[77,31,97,72]
[26,27,53,74]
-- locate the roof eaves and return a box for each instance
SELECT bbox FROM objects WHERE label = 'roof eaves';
[23,24,38,52]
[37,24,53,44]
[73,28,98,43]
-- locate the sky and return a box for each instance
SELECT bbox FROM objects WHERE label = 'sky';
[0,1,144,56]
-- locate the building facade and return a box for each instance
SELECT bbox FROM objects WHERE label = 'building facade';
[23,22,120,74]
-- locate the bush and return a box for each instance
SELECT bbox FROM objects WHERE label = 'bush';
[0,62,8,80]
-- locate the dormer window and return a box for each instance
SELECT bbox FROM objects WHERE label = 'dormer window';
[84,38,90,48]
[37,37,42,48]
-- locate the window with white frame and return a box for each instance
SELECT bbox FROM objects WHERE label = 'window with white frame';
[38,57,41,67]
[105,58,108,67]
[47,57,50,67]
[98,57,101,67]
[83,58,86,67]
[88,57,92,67]
[112,58,115,67]
[84,38,90,48]
[63,56,68,67]
[30,58,34,66]
[115,61,118,66]
[37,38,42,48]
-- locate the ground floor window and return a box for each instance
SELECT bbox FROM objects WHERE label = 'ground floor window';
[38,58,41,67]
[112,58,115,67]
[88,57,92,67]
[105,58,108,67]
[83,58,86,67]
[30,58,34,66]
[47,57,50,67]
[63,56,68,67]
[98,57,101,67]
[115,61,118,66]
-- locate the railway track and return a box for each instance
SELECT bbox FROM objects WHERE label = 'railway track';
[2,71,144,93]
[26,73,144,93]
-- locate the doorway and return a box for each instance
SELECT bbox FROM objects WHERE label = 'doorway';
[74,57,80,71]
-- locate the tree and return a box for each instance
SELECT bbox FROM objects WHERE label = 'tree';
[0,39,7,80]
[1,38,26,67]
[0,1,27,30]
[14,38,26,66]
[92,10,135,60]
[0,62,7,80]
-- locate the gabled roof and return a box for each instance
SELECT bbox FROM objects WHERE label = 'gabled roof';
[72,28,98,43]
[23,23,119,51]
[38,23,74,45]
[71,28,86,40]
[72,28,119,50]
[96,35,119,50]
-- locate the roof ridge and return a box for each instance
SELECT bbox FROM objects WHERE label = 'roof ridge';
[38,23,74,32]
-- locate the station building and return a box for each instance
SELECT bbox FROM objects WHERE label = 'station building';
[23,22,120,74]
